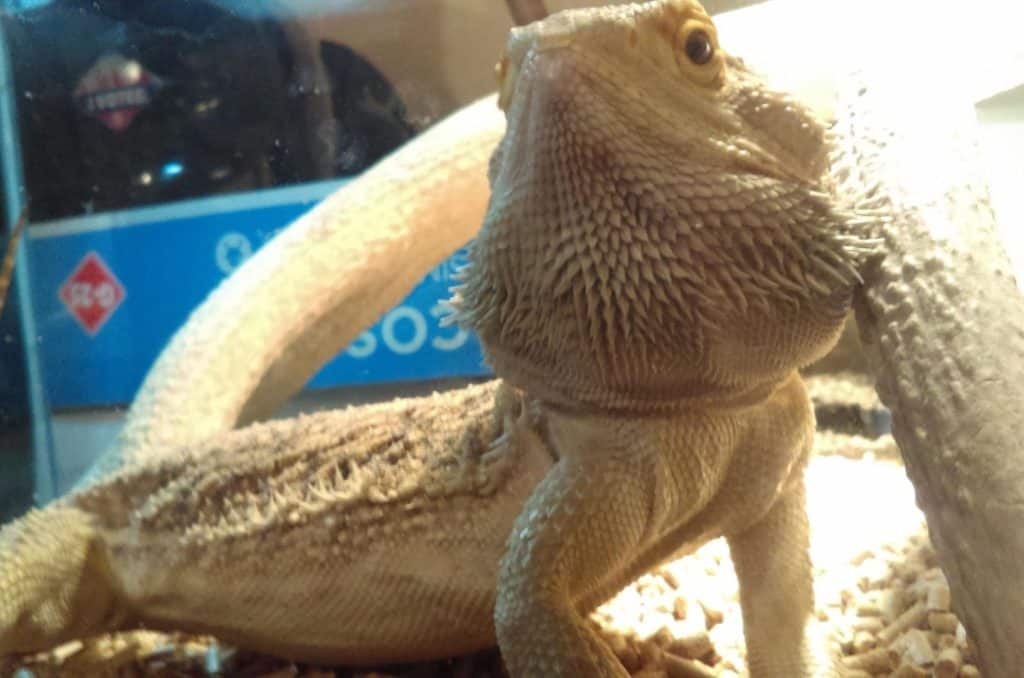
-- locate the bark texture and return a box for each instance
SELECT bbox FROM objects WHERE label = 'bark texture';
[834,69,1024,675]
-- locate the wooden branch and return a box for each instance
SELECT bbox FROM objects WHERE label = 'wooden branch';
[835,68,1024,676]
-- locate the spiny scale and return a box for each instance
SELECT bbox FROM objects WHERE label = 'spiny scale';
[76,382,515,557]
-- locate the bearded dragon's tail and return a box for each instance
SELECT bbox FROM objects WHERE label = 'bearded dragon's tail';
[0,505,122,657]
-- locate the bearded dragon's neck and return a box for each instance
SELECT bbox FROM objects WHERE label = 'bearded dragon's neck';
[485,339,795,418]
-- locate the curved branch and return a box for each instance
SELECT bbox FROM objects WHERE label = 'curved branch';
[84,96,505,485]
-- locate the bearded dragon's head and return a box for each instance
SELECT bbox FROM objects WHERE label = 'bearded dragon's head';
[450,0,873,414]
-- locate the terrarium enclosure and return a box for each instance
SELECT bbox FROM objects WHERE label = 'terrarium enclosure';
[0,0,1022,677]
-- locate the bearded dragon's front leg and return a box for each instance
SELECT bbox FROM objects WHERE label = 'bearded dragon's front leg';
[494,411,731,678]
[495,449,645,678]
[728,474,839,677]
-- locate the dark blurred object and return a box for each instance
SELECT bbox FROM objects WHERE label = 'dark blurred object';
[320,41,416,175]
[0,207,34,522]
[3,0,415,221]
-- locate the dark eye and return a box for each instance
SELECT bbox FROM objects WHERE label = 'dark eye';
[684,30,714,65]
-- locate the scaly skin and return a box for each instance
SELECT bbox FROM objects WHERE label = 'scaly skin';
[834,66,1024,674]
[80,94,504,486]
[1,1,878,675]
[1,381,553,661]
[451,3,870,674]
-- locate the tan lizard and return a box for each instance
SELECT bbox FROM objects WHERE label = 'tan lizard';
[0,1,877,675]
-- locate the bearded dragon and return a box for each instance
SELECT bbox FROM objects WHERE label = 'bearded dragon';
[0,2,878,676]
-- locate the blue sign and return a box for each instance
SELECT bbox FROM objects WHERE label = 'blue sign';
[26,183,490,409]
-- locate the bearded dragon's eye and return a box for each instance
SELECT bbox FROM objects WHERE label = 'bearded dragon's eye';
[684,29,714,65]
[673,18,723,87]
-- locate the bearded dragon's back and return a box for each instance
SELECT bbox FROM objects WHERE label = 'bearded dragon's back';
[1,381,553,664]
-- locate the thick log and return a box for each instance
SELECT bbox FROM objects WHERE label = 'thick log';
[833,70,1024,675]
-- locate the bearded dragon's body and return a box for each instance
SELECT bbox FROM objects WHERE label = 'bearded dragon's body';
[0,2,877,676]
[1,382,543,663]
[1,374,819,671]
